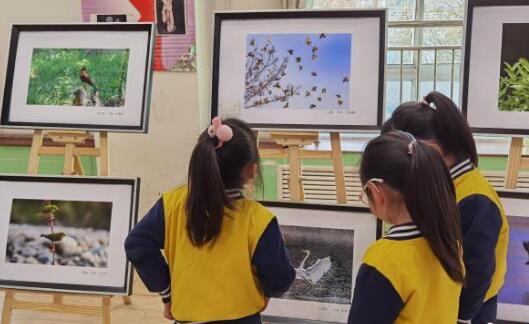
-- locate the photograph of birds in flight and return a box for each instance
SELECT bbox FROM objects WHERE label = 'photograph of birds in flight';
[26,48,130,108]
[244,33,352,111]
[5,198,112,269]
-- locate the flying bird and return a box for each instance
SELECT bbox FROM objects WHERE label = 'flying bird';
[273,82,281,88]
[295,250,332,284]
[305,36,312,46]
[343,76,349,83]
[247,52,254,58]
[310,104,316,109]
[295,57,302,63]
[311,54,318,61]
[321,88,327,94]
[311,72,318,77]
[305,91,311,97]
[317,97,322,102]
[311,86,317,92]
[280,71,287,77]
[312,46,318,53]
[319,33,326,39]
[80,67,95,87]
[250,39,256,46]
[41,232,66,242]
[287,49,294,55]
[523,241,529,265]
[338,100,343,106]
[336,94,342,99]
[298,66,303,71]
[39,204,59,215]
[283,102,289,109]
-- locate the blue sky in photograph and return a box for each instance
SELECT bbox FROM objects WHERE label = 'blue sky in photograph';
[245,33,352,110]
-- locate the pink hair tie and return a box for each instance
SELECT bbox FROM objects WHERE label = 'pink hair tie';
[422,98,437,110]
[208,117,233,149]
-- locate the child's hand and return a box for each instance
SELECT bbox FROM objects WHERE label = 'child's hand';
[163,303,175,321]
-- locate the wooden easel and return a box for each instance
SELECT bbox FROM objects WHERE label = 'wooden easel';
[504,137,529,189]
[268,131,348,204]
[1,129,131,324]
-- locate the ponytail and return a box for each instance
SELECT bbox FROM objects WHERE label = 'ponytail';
[361,132,464,283]
[384,91,478,166]
[186,118,259,247]
[404,139,464,283]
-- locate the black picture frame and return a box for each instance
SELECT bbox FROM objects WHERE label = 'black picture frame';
[260,200,383,239]
[155,0,187,35]
[462,0,529,135]
[495,189,529,321]
[1,23,155,133]
[96,15,128,23]
[0,174,140,296]
[211,10,387,131]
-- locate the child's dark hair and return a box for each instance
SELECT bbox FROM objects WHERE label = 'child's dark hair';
[186,118,260,247]
[383,91,478,166]
[361,132,464,284]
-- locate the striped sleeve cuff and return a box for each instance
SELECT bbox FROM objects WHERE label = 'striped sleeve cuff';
[159,285,171,304]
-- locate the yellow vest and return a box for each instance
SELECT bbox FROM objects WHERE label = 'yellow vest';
[363,237,462,324]
[454,168,509,301]
[162,187,274,322]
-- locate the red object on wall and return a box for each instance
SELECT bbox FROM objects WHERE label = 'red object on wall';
[129,0,155,22]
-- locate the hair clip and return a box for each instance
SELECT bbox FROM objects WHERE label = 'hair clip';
[208,117,233,149]
[408,139,417,155]
[422,98,437,110]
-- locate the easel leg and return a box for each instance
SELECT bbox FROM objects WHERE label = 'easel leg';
[74,156,86,176]
[288,146,304,201]
[102,296,111,324]
[53,294,63,305]
[122,296,132,305]
[99,132,109,176]
[1,290,14,324]
[330,133,347,204]
[63,143,75,175]
[27,130,44,174]
[505,137,523,189]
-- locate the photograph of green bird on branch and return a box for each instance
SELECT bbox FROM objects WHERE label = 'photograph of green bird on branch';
[6,199,112,268]
[26,48,130,107]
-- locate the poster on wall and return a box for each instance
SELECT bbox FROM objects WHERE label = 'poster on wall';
[0,175,139,295]
[260,201,381,322]
[497,191,529,322]
[462,0,529,135]
[0,24,155,133]
[81,0,196,72]
[212,11,386,131]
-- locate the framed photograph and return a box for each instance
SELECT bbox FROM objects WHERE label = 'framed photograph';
[212,10,386,131]
[260,201,381,322]
[96,14,128,23]
[155,0,187,35]
[0,175,140,295]
[82,0,197,72]
[462,0,529,135]
[1,24,155,133]
[497,190,529,322]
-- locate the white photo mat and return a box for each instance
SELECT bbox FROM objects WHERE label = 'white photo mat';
[497,192,529,322]
[464,5,529,133]
[262,203,378,322]
[215,12,384,130]
[10,31,148,127]
[0,175,138,295]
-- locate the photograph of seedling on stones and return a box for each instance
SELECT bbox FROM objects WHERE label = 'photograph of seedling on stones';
[5,199,112,268]
[244,33,352,110]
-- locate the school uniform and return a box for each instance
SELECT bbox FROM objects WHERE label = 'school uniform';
[348,223,462,324]
[125,186,295,324]
[451,159,509,323]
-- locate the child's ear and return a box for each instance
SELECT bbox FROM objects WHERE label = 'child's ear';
[243,162,258,182]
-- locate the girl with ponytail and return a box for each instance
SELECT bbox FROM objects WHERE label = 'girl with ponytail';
[348,131,464,324]
[384,91,508,323]
[125,118,295,324]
